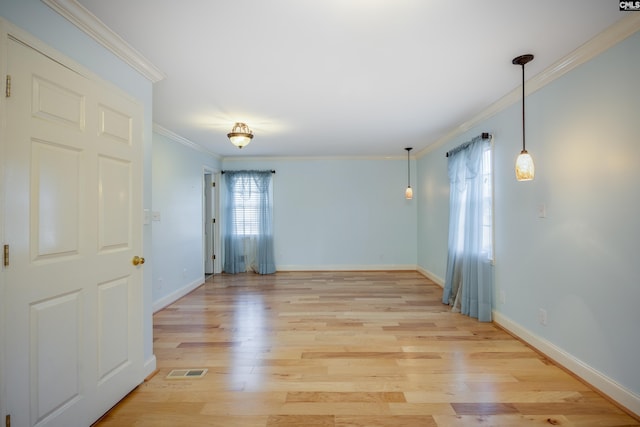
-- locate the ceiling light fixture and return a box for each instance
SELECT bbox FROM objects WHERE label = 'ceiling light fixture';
[405,147,413,200]
[513,54,535,181]
[227,122,253,149]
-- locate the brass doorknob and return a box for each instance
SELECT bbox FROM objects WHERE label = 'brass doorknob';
[132,256,145,266]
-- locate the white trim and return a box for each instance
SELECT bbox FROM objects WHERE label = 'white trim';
[143,355,157,379]
[222,155,411,162]
[417,266,444,287]
[152,277,204,313]
[0,18,8,426]
[417,13,640,158]
[41,0,165,82]
[493,311,640,418]
[153,123,222,160]
[277,264,417,272]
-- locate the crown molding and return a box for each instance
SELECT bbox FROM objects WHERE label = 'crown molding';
[41,0,166,82]
[221,155,411,162]
[417,13,640,158]
[153,124,222,161]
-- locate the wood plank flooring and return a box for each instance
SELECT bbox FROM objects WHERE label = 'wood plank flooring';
[95,271,639,426]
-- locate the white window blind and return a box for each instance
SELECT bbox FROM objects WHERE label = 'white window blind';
[231,178,264,236]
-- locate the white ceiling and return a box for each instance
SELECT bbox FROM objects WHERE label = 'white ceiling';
[75,0,625,158]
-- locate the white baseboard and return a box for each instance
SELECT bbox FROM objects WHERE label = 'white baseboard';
[277,264,417,272]
[143,355,157,379]
[152,277,204,313]
[493,311,640,418]
[417,266,444,287]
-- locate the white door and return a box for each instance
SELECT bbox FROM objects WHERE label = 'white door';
[3,37,144,426]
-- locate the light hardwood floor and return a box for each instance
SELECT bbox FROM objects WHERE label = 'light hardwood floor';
[95,271,639,426]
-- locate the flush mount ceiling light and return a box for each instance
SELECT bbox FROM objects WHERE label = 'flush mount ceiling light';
[227,122,253,149]
[513,54,535,181]
[405,147,413,200]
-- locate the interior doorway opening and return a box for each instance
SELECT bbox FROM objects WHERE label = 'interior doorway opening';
[203,170,220,275]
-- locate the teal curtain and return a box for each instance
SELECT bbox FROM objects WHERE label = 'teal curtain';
[223,170,276,274]
[442,136,493,321]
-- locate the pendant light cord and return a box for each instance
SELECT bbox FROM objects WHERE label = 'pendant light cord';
[521,63,526,152]
[407,149,411,187]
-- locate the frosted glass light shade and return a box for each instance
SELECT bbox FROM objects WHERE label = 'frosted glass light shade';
[515,150,535,181]
[227,122,253,149]
[229,134,252,148]
[405,186,413,200]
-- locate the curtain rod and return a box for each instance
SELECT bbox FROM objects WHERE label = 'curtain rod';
[221,170,276,174]
[445,132,491,157]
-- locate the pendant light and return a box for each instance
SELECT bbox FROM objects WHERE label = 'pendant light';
[513,54,535,181]
[405,147,413,200]
[227,122,253,149]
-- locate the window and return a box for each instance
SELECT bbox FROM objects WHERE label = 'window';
[230,177,265,236]
[481,146,493,260]
[443,135,493,321]
[452,143,493,260]
[223,170,276,274]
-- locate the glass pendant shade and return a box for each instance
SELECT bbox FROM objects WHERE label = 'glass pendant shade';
[405,186,413,200]
[227,122,253,149]
[515,149,535,181]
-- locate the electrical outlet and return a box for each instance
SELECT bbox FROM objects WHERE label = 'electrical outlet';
[538,308,548,326]
[538,203,547,218]
[499,290,506,304]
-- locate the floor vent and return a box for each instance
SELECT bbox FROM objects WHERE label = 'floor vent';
[166,368,208,379]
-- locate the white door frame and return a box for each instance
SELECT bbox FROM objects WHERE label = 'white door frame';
[203,171,214,274]
[214,172,221,274]
[0,17,8,426]
[202,167,221,275]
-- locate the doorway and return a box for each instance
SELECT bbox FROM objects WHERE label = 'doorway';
[203,170,220,275]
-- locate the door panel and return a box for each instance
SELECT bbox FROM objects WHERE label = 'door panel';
[97,277,130,382]
[31,140,81,259]
[31,75,85,130]
[30,292,82,423]
[4,36,144,426]
[98,104,131,144]
[98,156,131,251]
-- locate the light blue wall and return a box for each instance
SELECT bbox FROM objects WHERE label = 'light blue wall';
[417,32,640,397]
[416,138,450,285]
[151,132,220,306]
[222,157,417,270]
[1,0,155,369]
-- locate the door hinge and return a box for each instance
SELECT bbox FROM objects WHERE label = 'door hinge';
[212,218,216,224]
[212,255,216,260]
[6,414,11,427]
[3,245,9,267]
[5,75,11,98]
[212,182,216,187]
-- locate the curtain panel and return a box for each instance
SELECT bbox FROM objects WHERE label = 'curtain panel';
[223,170,276,275]
[442,135,493,321]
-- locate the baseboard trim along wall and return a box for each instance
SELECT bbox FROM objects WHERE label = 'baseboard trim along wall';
[153,277,204,313]
[417,266,444,288]
[276,264,418,272]
[493,311,640,419]
[143,355,157,379]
